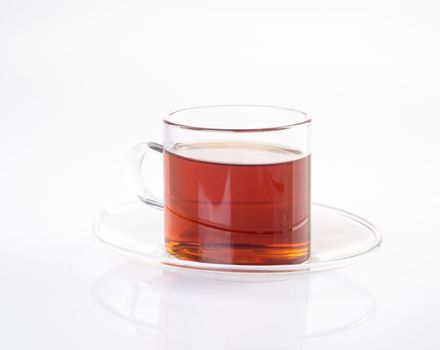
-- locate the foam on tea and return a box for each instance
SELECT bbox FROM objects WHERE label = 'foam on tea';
[171,142,305,165]
[164,142,310,265]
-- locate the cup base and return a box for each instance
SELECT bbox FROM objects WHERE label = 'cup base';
[166,240,310,265]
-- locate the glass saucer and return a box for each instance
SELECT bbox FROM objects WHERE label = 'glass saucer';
[93,201,381,277]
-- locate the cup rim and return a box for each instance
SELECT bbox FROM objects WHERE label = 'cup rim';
[163,104,311,132]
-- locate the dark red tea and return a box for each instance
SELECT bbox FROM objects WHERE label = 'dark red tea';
[164,142,310,265]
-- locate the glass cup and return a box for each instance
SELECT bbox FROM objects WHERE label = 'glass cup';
[127,105,311,265]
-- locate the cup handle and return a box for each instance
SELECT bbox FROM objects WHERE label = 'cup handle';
[125,142,164,210]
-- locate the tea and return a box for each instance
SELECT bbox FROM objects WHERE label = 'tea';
[164,142,310,265]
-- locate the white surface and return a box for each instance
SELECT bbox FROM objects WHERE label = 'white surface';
[1,1,440,349]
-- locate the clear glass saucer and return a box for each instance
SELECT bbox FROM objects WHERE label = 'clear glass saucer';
[93,201,381,277]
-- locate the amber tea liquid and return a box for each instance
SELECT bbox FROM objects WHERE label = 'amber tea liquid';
[164,142,310,265]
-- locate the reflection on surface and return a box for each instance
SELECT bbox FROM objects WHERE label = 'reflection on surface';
[92,262,375,349]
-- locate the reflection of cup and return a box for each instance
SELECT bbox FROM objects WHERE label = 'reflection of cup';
[92,263,376,349]
[157,271,309,349]
[126,105,311,265]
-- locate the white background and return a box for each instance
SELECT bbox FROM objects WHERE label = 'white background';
[1,1,440,349]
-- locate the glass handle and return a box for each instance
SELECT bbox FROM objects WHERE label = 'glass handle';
[125,142,164,210]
